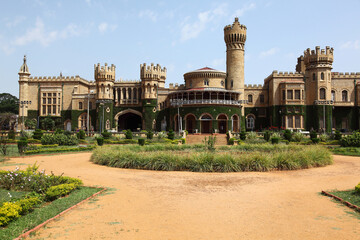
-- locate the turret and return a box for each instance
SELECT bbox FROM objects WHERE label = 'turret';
[303,46,334,104]
[224,17,247,97]
[18,55,31,119]
[140,63,166,99]
[94,63,115,100]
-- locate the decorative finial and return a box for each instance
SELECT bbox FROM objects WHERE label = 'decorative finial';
[23,55,27,64]
[60,72,62,78]
[235,17,239,22]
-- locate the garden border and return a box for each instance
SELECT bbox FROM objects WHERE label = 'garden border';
[14,187,107,240]
[321,190,360,212]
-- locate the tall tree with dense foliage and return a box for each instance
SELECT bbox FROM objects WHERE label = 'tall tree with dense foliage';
[0,93,19,114]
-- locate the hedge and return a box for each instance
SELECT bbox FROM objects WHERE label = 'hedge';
[0,197,41,226]
[45,183,78,201]
[24,145,95,155]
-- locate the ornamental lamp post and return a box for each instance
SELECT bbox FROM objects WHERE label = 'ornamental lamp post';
[87,90,94,136]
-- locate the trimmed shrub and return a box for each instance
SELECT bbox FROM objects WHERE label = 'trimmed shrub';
[311,138,320,144]
[263,131,271,142]
[7,130,15,140]
[125,129,133,139]
[20,130,32,139]
[96,137,104,146]
[147,130,154,140]
[310,130,317,139]
[334,130,342,141]
[41,134,78,146]
[167,130,175,140]
[0,202,22,226]
[293,132,305,142]
[45,183,78,201]
[17,137,28,154]
[340,131,360,147]
[228,138,236,145]
[355,183,360,194]
[246,131,257,140]
[271,137,280,144]
[283,129,292,141]
[32,129,43,140]
[77,129,86,139]
[319,133,329,142]
[181,138,186,144]
[138,138,145,146]
[64,130,72,136]
[55,129,64,135]
[16,197,41,215]
[239,131,246,140]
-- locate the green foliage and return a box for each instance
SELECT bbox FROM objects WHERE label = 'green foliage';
[16,197,41,215]
[146,130,154,140]
[17,138,28,154]
[311,138,320,144]
[96,137,104,146]
[355,183,360,194]
[0,93,19,114]
[203,135,216,151]
[246,131,257,140]
[334,130,342,140]
[181,138,186,144]
[101,130,111,139]
[293,132,305,142]
[45,183,78,201]
[283,129,292,141]
[263,131,271,142]
[32,129,43,140]
[319,133,329,142]
[54,129,64,135]
[25,119,37,129]
[0,202,21,226]
[167,129,175,140]
[7,130,15,140]
[20,130,32,139]
[228,138,235,145]
[125,129,133,139]
[0,135,9,156]
[138,138,145,146]
[24,145,95,155]
[64,130,72,136]
[340,131,360,147]
[41,116,55,131]
[310,130,317,139]
[41,134,78,146]
[239,131,246,140]
[271,137,280,144]
[76,129,86,139]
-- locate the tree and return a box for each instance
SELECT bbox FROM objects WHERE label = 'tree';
[0,93,19,114]
[41,117,55,130]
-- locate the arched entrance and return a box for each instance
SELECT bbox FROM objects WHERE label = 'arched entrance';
[246,114,255,131]
[64,120,71,131]
[200,114,212,133]
[232,115,239,132]
[185,114,196,134]
[78,113,91,131]
[118,113,142,131]
[217,114,228,133]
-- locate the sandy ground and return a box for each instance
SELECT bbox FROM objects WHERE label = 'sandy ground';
[2,153,360,240]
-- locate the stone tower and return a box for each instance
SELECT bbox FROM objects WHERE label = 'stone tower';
[94,63,116,131]
[224,17,247,97]
[18,55,31,119]
[303,46,334,131]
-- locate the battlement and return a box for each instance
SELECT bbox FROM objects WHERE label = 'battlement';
[303,46,333,66]
[273,71,304,77]
[94,63,116,81]
[244,84,263,89]
[140,63,166,81]
[224,17,246,46]
[168,83,185,90]
[115,79,141,83]
[332,72,360,78]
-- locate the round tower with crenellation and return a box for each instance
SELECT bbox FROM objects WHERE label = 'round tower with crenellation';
[224,17,247,98]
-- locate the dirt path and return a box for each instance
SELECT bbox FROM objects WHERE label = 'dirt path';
[2,153,360,240]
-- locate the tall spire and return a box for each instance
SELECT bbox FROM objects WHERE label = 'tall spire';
[19,54,30,75]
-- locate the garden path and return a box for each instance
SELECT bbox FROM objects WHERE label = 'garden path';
[2,153,360,240]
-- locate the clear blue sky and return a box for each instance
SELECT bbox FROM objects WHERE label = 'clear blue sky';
[1,0,360,97]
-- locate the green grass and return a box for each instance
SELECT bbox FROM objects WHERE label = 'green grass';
[329,189,360,207]
[329,147,360,156]
[0,186,101,240]
[0,189,27,205]
[90,144,333,172]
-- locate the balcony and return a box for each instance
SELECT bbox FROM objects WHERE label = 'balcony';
[170,99,246,106]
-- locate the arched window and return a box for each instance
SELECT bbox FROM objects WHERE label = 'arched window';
[342,90,348,102]
[312,73,316,81]
[79,102,83,110]
[231,80,234,88]
[189,80,192,87]
[331,90,335,101]
[321,72,324,80]
[319,88,326,99]
[248,94,253,103]
[246,115,255,130]
[221,80,224,87]
[260,94,264,103]
[204,79,209,86]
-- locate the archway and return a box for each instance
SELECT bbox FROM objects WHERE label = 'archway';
[185,114,196,134]
[217,114,228,133]
[200,114,212,133]
[246,114,255,131]
[118,113,142,132]
[232,115,239,132]
[64,120,71,131]
[78,113,91,131]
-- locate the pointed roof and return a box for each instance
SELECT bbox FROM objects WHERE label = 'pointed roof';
[19,55,30,75]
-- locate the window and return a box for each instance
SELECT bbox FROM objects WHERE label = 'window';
[42,107,46,115]
[89,102,93,109]
[41,91,61,116]
[48,98,51,104]
[258,108,266,116]
[53,105,56,114]
[204,79,209,86]
[221,80,224,87]
[246,116,255,129]
[43,98,46,104]
[287,116,293,128]
[189,80,192,87]
[260,94,264,103]
[79,102,83,110]
[312,73,316,81]
[287,90,293,100]
[295,116,301,128]
[319,88,326,100]
[321,72,324,80]
[248,94,253,103]
[231,80,233,88]
[342,90,348,102]
[295,90,301,100]
[331,90,335,101]
[295,107,301,113]
[53,98,56,104]
[282,90,285,100]
[47,106,51,115]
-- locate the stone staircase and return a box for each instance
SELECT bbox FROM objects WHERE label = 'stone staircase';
[186,134,228,146]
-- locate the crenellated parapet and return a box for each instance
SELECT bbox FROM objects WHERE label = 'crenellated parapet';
[273,71,304,77]
[224,17,247,50]
[94,63,116,81]
[332,72,360,79]
[28,75,94,85]
[245,84,263,89]
[140,63,166,81]
[303,46,333,70]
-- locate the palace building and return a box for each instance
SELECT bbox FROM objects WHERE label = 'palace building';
[18,18,360,133]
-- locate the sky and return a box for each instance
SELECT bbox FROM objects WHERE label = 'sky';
[1,0,360,97]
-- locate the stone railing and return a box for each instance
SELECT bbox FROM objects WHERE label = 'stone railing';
[170,99,245,106]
